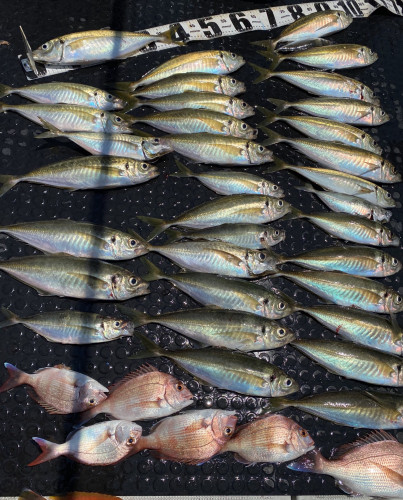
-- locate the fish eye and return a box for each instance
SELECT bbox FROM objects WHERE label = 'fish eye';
[258,145,265,152]
[241,102,247,108]
[176,383,184,391]
[241,123,247,130]
[272,185,278,190]
[42,43,48,50]
[129,239,136,247]
[153,138,160,144]
[89,398,95,405]
[230,78,236,84]
[278,328,286,336]
[285,378,292,386]
[107,94,113,99]
[278,302,285,310]
[396,295,403,304]
[224,427,233,435]
[100,112,105,118]
[115,116,122,122]
[127,437,135,445]
[129,277,137,286]
[299,429,308,437]
[114,320,122,327]
[361,133,366,139]
[230,53,236,58]
[274,230,280,236]
[258,252,266,261]
[277,200,284,207]
[140,163,149,170]
[381,110,385,116]
[386,192,392,198]
[392,258,399,266]
[94,91,98,96]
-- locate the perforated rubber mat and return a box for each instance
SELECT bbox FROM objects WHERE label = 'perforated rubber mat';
[0,0,402,497]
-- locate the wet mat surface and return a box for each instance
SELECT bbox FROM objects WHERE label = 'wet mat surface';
[0,0,402,496]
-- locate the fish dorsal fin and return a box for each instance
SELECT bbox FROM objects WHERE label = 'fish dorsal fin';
[27,389,64,414]
[54,364,70,370]
[331,430,397,459]
[108,363,158,393]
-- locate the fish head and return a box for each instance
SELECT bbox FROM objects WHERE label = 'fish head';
[270,370,299,397]
[229,119,258,140]
[80,382,108,408]
[125,160,160,183]
[164,376,194,410]
[334,11,353,28]
[102,318,134,340]
[259,180,284,197]
[379,227,400,247]
[32,38,63,63]
[372,105,389,125]
[381,160,401,183]
[359,132,382,155]
[111,272,149,300]
[289,421,315,454]
[220,51,245,72]
[143,137,173,160]
[109,232,148,259]
[262,324,296,349]
[115,421,143,448]
[99,111,134,133]
[260,227,286,248]
[211,410,238,445]
[248,143,274,165]
[392,333,403,357]
[220,76,246,96]
[92,90,126,111]
[263,197,291,220]
[247,249,279,276]
[360,85,380,106]
[376,188,395,208]
[356,46,378,66]
[385,290,403,314]
[261,290,296,319]
[377,253,402,277]
[232,99,255,119]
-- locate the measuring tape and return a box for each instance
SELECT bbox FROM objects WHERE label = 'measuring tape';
[19,0,403,80]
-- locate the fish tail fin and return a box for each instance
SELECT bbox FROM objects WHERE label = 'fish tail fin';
[113,91,142,112]
[109,81,133,91]
[170,158,194,178]
[250,39,275,49]
[158,25,187,46]
[19,489,45,500]
[140,257,165,282]
[0,84,12,99]
[73,405,99,427]
[267,98,288,113]
[282,207,304,221]
[294,182,318,194]
[137,215,170,241]
[0,362,27,392]
[0,306,20,329]
[287,449,324,473]
[128,329,165,360]
[256,106,278,126]
[256,46,282,70]
[265,155,289,174]
[260,126,283,146]
[28,437,59,466]
[248,62,271,84]
[117,304,150,328]
[261,396,292,414]
[0,175,18,198]
[0,101,8,113]
[164,228,183,244]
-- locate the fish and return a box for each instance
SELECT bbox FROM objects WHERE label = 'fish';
[288,430,403,497]
[118,304,295,351]
[280,245,401,277]
[141,258,299,320]
[171,160,283,196]
[133,409,237,464]
[266,160,395,208]
[267,98,389,126]
[296,184,392,222]
[260,43,378,71]
[249,66,378,103]
[301,305,403,355]
[0,81,135,110]
[35,126,172,160]
[77,363,193,425]
[130,91,255,118]
[0,307,134,345]
[0,219,148,260]
[29,420,142,466]
[262,129,399,182]
[292,339,403,386]
[138,194,290,240]
[267,390,403,428]
[0,255,148,300]
[288,211,400,247]
[257,108,381,153]
[32,28,184,65]
[269,270,403,313]
[130,109,257,138]
[129,330,298,396]
[166,223,286,249]
[0,362,108,414]
[118,51,245,91]
[19,489,122,500]
[0,156,159,198]
[117,73,246,98]
[0,102,134,133]
[159,133,273,165]
[220,414,315,464]
[251,10,352,50]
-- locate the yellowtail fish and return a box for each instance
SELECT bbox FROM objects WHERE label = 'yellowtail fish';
[0,219,148,260]
[138,194,290,240]
[260,43,378,71]
[268,390,403,428]
[297,183,392,222]
[257,107,381,153]
[220,414,314,464]
[116,73,246,98]
[166,223,285,249]
[32,28,184,65]
[0,156,159,198]
[29,420,142,466]
[0,81,135,110]
[19,490,122,500]
[266,160,395,208]
[292,339,403,386]
[130,109,257,138]
[250,65,378,103]
[159,133,273,165]
[0,102,134,133]
[171,160,283,196]
[0,307,134,344]
[122,51,245,91]
[132,409,237,464]
[251,10,352,50]
[129,329,298,397]
[77,364,193,425]
[132,92,255,119]
[0,363,108,413]
[301,305,403,355]
[288,431,403,497]
[119,304,295,351]
[267,98,389,126]
[0,255,148,300]
[269,270,403,313]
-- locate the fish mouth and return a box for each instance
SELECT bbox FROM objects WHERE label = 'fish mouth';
[135,282,150,297]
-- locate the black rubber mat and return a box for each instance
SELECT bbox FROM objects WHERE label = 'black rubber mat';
[0,0,402,496]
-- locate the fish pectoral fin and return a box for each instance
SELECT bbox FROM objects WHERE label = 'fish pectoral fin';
[357,187,373,194]
[372,462,403,486]
[214,250,244,268]
[362,161,381,173]
[233,453,253,465]
[314,20,338,32]
[33,287,54,296]
[336,480,360,496]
